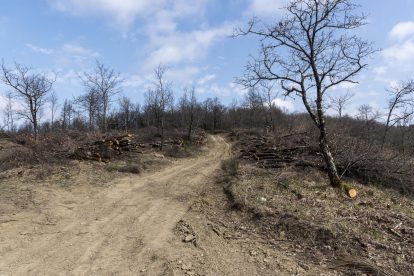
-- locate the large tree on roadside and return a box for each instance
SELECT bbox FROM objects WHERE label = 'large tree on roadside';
[236,0,375,189]
[1,62,56,140]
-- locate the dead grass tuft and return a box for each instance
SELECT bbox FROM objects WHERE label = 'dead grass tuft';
[106,164,142,174]
[221,158,239,177]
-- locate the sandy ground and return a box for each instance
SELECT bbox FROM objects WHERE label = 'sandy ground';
[0,135,233,275]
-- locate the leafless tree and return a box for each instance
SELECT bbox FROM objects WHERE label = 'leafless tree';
[259,81,278,132]
[75,88,100,130]
[382,80,414,148]
[1,62,56,139]
[151,64,174,151]
[212,97,224,131]
[228,99,240,129]
[80,61,121,132]
[357,104,380,140]
[49,91,59,129]
[180,86,198,141]
[119,96,132,133]
[62,99,74,130]
[235,0,375,188]
[2,91,15,132]
[244,87,264,130]
[329,91,354,121]
[396,110,414,153]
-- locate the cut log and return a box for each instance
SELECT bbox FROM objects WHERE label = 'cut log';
[342,183,357,199]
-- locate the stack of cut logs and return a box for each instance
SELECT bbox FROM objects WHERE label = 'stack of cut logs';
[236,133,321,169]
[74,134,142,162]
[73,130,208,162]
[150,137,184,149]
[235,131,358,198]
[0,132,11,139]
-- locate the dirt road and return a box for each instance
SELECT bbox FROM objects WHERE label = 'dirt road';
[0,136,233,275]
[1,135,313,276]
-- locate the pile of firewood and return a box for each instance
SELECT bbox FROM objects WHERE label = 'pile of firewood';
[0,132,11,139]
[73,129,208,162]
[73,134,142,162]
[150,137,184,149]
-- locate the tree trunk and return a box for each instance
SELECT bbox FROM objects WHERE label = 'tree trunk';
[160,116,164,151]
[33,119,38,141]
[187,114,193,141]
[318,124,341,188]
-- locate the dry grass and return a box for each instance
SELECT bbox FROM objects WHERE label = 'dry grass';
[106,163,142,174]
[221,158,239,177]
[219,162,414,275]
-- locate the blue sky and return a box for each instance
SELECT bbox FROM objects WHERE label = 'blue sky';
[1,0,414,119]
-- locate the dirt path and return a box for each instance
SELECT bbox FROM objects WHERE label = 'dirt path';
[0,136,233,275]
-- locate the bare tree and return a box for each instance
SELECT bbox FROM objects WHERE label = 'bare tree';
[49,91,59,129]
[329,91,354,121]
[2,91,15,132]
[152,64,174,151]
[80,61,121,132]
[244,87,264,130]
[180,86,198,141]
[397,110,414,153]
[236,0,375,188]
[61,99,74,130]
[1,62,56,139]
[357,104,380,140]
[144,88,158,127]
[75,88,100,130]
[119,96,133,133]
[382,80,414,148]
[212,97,224,131]
[259,82,278,132]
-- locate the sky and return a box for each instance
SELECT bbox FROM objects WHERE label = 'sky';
[1,0,414,121]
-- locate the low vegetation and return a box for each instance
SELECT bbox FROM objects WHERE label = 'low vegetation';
[219,137,414,275]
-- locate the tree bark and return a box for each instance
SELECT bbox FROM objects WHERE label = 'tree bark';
[319,125,342,188]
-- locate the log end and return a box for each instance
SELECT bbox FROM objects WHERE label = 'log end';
[342,183,357,199]
[347,188,357,199]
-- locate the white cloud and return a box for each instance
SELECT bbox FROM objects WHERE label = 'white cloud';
[0,95,6,111]
[383,40,414,62]
[247,0,286,16]
[49,0,228,80]
[389,21,414,40]
[122,74,145,89]
[373,66,387,76]
[50,0,164,32]
[198,74,216,85]
[49,0,206,35]
[166,66,201,84]
[26,43,54,55]
[197,82,247,99]
[144,23,233,69]
[272,98,295,113]
[62,43,99,57]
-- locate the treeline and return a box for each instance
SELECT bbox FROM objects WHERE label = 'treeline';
[1,60,414,155]
[0,61,286,141]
